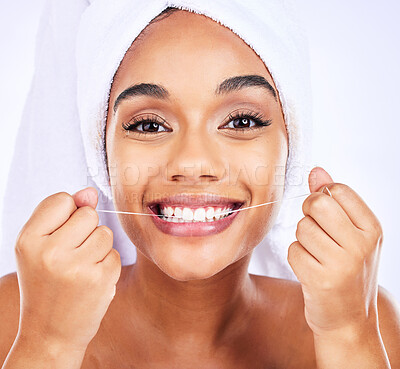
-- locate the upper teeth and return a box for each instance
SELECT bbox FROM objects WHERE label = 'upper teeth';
[159,206,234,222]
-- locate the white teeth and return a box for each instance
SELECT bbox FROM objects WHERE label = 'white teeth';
[159,205,234,223]
[167,206,174,216]
[193,208,206,222]
[205,207,214,220]
[182,208,194,221]
[174,207,183,218]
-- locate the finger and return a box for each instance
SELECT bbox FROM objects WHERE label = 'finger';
[72,187,98,209]
[76,225,114,263]
[287,241,323,284]
[323,183,381,232]
[308,166,334,193]
[49,206,99,248]
[296,216,345,265]
[98,249,122,285]
[302,192,364,250]
[25,192,77,236]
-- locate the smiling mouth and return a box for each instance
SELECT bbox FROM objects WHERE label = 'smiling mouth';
[148,202,244,223]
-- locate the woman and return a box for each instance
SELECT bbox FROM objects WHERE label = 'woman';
[1,3,399,369]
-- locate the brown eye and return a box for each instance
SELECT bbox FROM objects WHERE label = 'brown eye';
[221,112,272,130]
[139,121,163,132]
[232,117,252,128]
[122,117,170,134]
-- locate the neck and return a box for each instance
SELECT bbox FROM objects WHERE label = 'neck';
[124,250,257,350]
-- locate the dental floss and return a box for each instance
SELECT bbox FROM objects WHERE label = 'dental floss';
[323,186,333,197]
[96,192,312,220]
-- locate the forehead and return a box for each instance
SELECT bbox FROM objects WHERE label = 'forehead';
[111,10,277,98]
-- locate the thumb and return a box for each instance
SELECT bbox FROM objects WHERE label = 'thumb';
[308,166,334,194]
[72,187,98,209]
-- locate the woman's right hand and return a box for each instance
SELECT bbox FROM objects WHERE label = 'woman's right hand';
[14,187,121,352]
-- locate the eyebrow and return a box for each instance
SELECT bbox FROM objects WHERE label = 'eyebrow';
[113,74,278,113]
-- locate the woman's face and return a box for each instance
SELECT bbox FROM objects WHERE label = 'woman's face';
[106,10,288,281]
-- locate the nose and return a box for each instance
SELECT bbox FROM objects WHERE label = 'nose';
[165,130,226,185]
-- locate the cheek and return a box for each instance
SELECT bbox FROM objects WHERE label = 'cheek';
[229,133,287,190]
[109,143,162,193]
[234,133,287,248]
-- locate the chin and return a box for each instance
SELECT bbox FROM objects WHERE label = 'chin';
[149,240,237,281]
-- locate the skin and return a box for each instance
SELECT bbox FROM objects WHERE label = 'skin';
[1,8,399,369]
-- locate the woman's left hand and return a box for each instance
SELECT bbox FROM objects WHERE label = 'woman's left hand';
[287,166,384,338]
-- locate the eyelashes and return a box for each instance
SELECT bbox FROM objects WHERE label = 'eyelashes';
[224,111,272,131]
[122,114,169,135]
[121,111,272,136]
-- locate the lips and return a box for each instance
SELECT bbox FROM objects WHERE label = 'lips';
[145,193,245,237]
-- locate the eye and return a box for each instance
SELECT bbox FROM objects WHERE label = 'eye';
[220,111,272,131]
[122,114,171,135]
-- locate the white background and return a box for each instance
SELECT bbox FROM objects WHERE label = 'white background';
[0,0,399,301]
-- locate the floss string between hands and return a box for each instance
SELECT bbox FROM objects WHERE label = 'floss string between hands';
[96,192,320,219]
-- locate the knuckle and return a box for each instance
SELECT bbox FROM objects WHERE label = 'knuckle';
[296,218,305,234]
[14,226,38,257]
[351,235,372,260]
[98,225,113,240]
[38,192,76,216]
[329,182,348,197]
[54,191,76,209]
[63,264,79,282]
[287,241,299,263]
[303,193,328,215]
[295,227,300,241]
[311,195,329,212]
[79,206,99,224]
[100,248,121,270]
[360,221,383,251]
[296,216,311,235]
[110,250,122,278]
[350,242,368,260]
[41,247,60,272]
[94,226,113,247]
[14,240,25,258]
[111,249,121,264]
[295,224,302,241]
[370,221,383,242]
[108,249,122,272]
[317,278,334,291]
[15,228,29,254]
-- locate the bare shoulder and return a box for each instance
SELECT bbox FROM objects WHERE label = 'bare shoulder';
[0,272,20,366]
[377,285,400,367]
[250,274,317,368]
